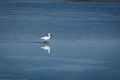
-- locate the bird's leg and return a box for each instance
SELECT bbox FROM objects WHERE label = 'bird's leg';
[43,41,50,45]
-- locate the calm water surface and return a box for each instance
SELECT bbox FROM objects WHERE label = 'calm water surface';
[0,1,120,80]
[0,41,120,80]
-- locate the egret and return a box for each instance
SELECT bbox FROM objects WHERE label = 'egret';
[41,33,51,41]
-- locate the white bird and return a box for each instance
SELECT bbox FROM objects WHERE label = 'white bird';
[41,33,51,41]
[41,45,50,53]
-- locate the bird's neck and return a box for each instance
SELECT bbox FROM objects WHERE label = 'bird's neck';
[48,35,51,38]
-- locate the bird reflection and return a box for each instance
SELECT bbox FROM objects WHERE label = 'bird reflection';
[40,41,50,54]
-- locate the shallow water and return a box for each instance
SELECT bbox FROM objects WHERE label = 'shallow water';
[0,41,120,80]
[0,1,120,80]
[0,1,120,42]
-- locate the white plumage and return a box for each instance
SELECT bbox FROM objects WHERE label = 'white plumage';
[41,33,51,41]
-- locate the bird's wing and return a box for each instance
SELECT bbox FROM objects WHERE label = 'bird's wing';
[41,36,48,39]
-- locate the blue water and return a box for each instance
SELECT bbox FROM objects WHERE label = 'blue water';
[0,1,120,80]
[0,41,120,80]
[0,1,120,42]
